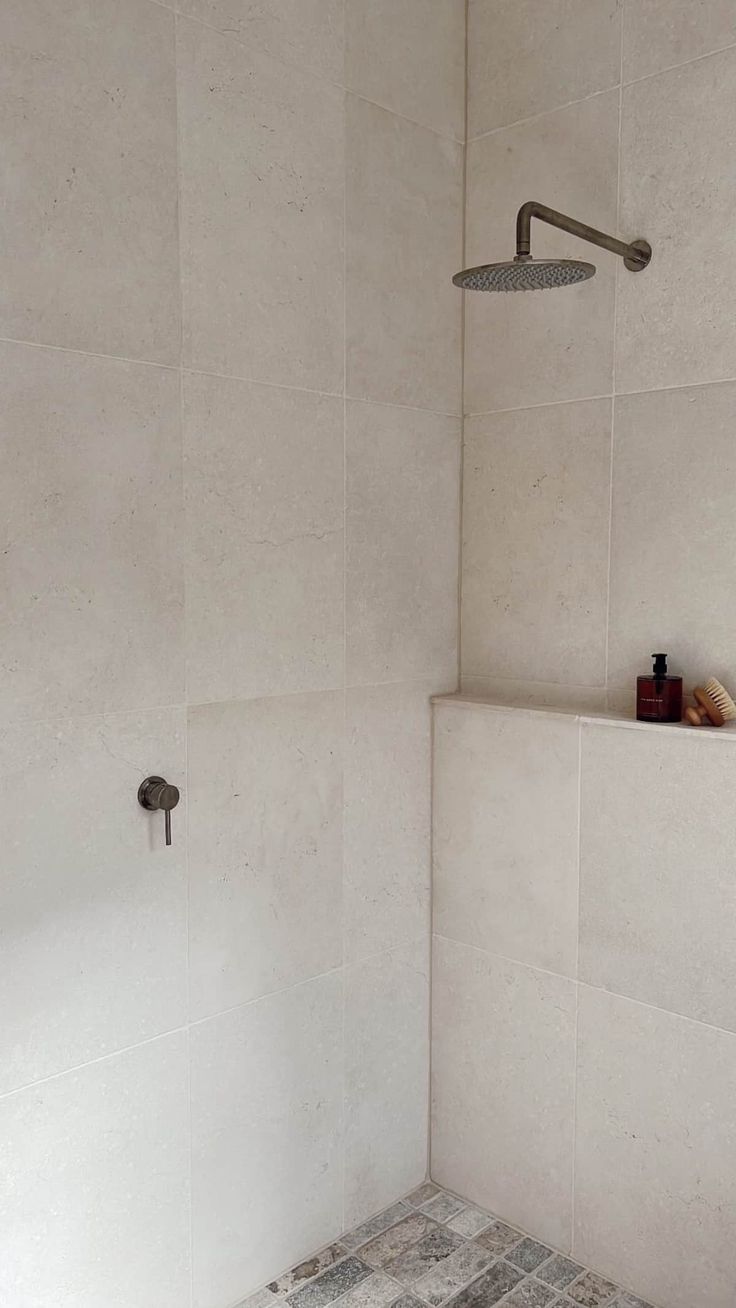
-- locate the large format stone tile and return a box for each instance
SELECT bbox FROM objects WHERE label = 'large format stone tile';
[346,98,463,413]
[617,49,736,393]
[346,401,460,685]
[433,704,580,977]
[190,973,343,1308]
[464,93,618,414]
[0,1033,189,1308]
[178,17,344,391]
[345,0,465,140]
[344,941,429,1229]
[188,692,342,1021]
[623,0,736,83]
[607,381,736,695]
[580,722,736,1031]
[176,0,344,82]
[575,985,736,1308]
[432,936,576,1250]
[468,0,621,136]
[0,709,186,1095]
[461,400,611,687]
[0,342,183,723]
[183,373,343,704]
[0,0,179,363]
[345,682,435,963]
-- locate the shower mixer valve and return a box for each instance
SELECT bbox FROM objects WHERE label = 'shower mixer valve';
[137,775,180,847]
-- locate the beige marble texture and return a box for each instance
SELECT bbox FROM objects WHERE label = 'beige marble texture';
[183,372,343,705]
[461,399,611,686]
[0,0,180,363]
[176,0,345,82]
[616,48,736,394]
[432,936,576,1251]
[0,1033,189,1308]
[580,722,736,1032]
[344,940,429,1230]
[346,400,460,685]
[575,985,736,1308]
[0,342,183,723]
[188,692,343,1021]
[464,93,619,414]
[346,97,463,412]
[607,381,736,695]
[468,0,621,136]
[345,0,465,140]
[623,0,736,83]
[190,973,343,1308]
[0,709,186,1096]
[433,704,580,977]
[178,17,344,390]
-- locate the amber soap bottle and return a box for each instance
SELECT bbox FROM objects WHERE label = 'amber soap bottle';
[636,652,683,723]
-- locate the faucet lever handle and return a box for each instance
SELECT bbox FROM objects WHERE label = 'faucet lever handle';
[138,776,181,847]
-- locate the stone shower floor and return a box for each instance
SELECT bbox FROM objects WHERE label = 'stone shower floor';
[238,1183,654,1308]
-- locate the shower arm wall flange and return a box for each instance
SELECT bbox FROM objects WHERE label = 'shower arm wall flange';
[515,200,651,271]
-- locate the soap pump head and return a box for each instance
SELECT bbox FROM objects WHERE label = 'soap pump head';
[652,652,668,677]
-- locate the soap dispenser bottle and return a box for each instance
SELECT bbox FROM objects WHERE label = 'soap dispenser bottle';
[636,652,683,723]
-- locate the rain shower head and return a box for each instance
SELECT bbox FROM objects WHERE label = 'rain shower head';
[453,200,651,293]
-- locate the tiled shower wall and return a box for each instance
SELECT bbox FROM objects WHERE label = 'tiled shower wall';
[432,699,736,1308]
[460,0,736,708]
[0,3,464,1306]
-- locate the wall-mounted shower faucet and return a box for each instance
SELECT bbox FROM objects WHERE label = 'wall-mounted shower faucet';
[138,776,180,846]
[453,199,652,292]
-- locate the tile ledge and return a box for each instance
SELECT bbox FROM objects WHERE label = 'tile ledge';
[431,693,736,742]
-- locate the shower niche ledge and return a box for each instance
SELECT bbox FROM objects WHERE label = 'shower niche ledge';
[432,691,736,742]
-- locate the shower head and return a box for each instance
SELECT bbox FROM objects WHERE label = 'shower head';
[453,256,595,293]
[454,200,651,293]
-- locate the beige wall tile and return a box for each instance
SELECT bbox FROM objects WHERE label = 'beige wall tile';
[188,692,342,1022]
[345,0,465,140]
[432,936,576,1250]
[0,1033,190,1308]
[461,399,611,686]
[459,675,607,712]
[464,93,618,414]
[580,723,736,1031]
[345,683,437,964]
[575,985,736,1308]
[346,400,460,685]
[183,373,343,705]
[607,382,736,694]
[616,50,736,394]
[0,0,179,363]
[178,17,344,391]
[623,0,736,83]
[346,97,463,412]
[0,342,183,723]
[469,0,621,137]
[190,973,343,1308]
[344,940,429,1229]
[176,0,344,82]
[0,709,186,1096]
[433,704,580,977]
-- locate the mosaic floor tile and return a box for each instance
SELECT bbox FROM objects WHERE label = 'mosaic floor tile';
[503,1282,558,1307]
[420,1192,467,1223]
[269,1246,346,1296]
[390,1296,425,1308]
[607,1297,654,1308]
[286,1258,371,1308]
[446,1205,493,1239]
[506,1239,554,1274]
[386,1225,464,1286]
[360,1214,438,1269]
[566,1271,617,1307]
[406,1182,441,1208]
[475,1220,523,1257]
[336,1272,403,1308]
[536,1256,583,1291]
[341,1203,413,1252]
[445,1260,524,1308]
[411,1238,494,1305]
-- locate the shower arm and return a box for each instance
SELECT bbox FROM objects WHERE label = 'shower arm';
[515,200,651,270]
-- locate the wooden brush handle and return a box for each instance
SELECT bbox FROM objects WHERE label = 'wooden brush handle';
[686,688,725,727]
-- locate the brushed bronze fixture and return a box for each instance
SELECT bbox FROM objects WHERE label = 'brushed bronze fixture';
[138,775,180,846]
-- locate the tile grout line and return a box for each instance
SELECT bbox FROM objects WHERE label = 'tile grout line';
[604,20,625,705]
[570,720,583,1258]
[341,0,349,1233]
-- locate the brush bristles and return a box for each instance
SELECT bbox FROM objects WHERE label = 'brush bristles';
[703,677,736,721]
